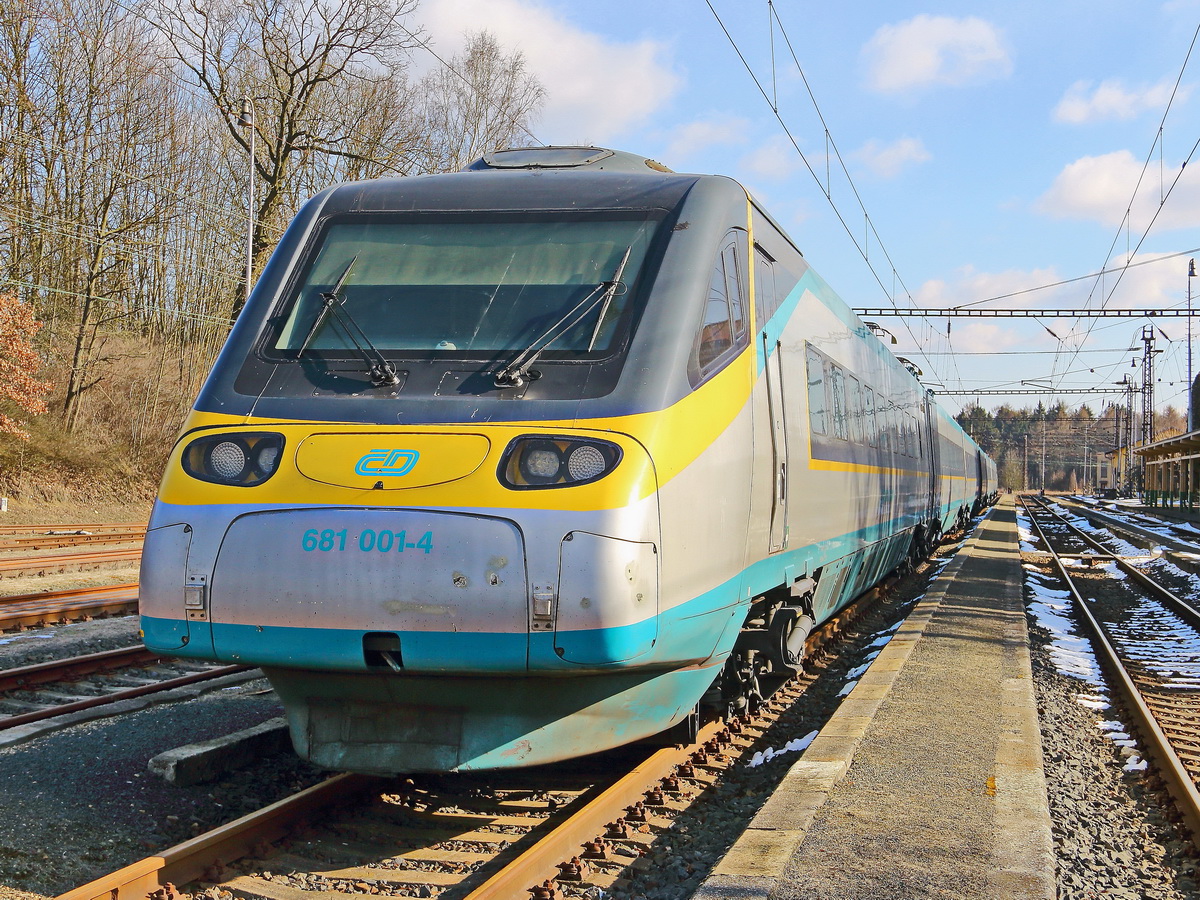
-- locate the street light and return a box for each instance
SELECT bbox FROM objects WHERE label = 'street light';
[237,97,255,307]
[1189,258,1196,432]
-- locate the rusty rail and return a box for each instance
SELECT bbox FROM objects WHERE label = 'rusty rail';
[463,719,725,899]
[0,664,251,731]
[0,645,158,692]
[0,529,146,551]
[0,522,143,535]
[0,582,139,630]
[0,548,142,579]
[56,773,378,900]
[1020,494,1200,845]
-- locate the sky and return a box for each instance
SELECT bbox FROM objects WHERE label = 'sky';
[414,0,1200,418]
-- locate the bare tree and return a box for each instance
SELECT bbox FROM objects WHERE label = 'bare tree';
[0,0,547,454]
[416,31,546,174]
[153,0,423,316]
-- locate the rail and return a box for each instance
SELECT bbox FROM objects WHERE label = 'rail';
[52,569,910,900]
[0,582,139,630]
[1020,494,1200,843]
[0,548,142,579]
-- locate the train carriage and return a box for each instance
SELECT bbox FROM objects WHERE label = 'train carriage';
[140,147,993,773]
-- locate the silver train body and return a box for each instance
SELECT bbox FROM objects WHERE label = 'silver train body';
[140,147,996,773]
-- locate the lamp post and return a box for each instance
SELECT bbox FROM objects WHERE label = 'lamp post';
[237,98,255,307]
[1082,419,1092,493]
[1040,414,1047,491]
[1190,258,1196,432]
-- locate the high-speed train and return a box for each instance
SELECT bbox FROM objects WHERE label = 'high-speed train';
[140,146,996,774]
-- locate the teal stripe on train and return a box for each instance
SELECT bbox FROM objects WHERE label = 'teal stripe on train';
[142,511,918,674]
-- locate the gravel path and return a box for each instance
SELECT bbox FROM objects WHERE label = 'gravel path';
[0,676,326,899]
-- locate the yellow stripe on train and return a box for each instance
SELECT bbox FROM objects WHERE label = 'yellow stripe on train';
[161,349,755,511]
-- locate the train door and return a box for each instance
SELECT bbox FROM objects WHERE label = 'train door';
[764,335,789,552]
[756,246,789,552]
[975,449,985,512]
[923,394,940,524]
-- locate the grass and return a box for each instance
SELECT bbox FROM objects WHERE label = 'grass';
[0,332,202,525]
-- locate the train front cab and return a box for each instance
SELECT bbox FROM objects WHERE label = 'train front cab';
[140,162,762,774]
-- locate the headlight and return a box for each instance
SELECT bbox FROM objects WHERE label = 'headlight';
[182,433,285,486]
[500,436,622,489]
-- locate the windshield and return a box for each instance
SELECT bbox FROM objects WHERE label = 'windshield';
[271,213,663,360]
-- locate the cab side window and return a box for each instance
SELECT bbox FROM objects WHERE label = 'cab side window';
[689,233,749,386]
[755,246,778,328]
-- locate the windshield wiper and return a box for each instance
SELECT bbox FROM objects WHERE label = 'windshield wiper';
[494,246,632,388]
[295,256,401,387]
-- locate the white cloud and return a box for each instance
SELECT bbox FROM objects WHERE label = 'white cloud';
[739,134,805,180]
[916,264,1072,311]
[1053,78,1182,124]
[863,15,1011,94]
[852,137,931,178]
[1036,149,1200,231]
[416,0,681,143]
[660,117,749,169]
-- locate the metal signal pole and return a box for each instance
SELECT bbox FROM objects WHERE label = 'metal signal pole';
[237,98,255,307]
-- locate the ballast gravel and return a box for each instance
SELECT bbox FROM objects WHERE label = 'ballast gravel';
[0,617,327,900]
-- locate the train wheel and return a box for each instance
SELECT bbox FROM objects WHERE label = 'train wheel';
[926,522,942,557]
[720,649,766,716]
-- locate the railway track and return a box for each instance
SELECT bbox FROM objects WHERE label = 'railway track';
[0,646,252,735]
[0,522,143,536]
[1020,494,1200,843]
[57,554,926,900]
[0,547,142,580]
[0,528,146,551]
[1056,496,1200,558]
[0,582,139,631]
[57,686,805,900]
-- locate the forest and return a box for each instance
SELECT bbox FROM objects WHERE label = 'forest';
[0,0,544,498]
[954,401,1187,493]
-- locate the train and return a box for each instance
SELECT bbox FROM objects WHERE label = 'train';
[140,146,997,774]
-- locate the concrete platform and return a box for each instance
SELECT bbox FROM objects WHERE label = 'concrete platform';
[694,496,1055,900]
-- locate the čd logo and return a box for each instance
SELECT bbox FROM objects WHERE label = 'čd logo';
[355,448,419,477]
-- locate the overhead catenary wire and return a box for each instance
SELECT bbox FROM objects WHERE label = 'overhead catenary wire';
[704,0,957,390]
[948,247,1200,310]
[1051,20,1200,389]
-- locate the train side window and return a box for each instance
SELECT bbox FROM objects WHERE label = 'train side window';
[806,346,827,435]
[830,365,848,440]
[754,245,778,327]
[723,243,747,339]
[697,266,733,369]
[864,386,878,446]
[847,375,864,444]
[689,235,750,386]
